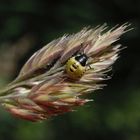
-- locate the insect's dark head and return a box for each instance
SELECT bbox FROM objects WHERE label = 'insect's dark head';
[75,53,88,66]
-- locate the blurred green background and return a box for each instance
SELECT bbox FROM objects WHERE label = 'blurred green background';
[0,0,140,140]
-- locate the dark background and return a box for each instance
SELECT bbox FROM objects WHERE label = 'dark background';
[0,0,140,140]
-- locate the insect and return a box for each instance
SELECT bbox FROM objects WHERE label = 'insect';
[66,53,88,79]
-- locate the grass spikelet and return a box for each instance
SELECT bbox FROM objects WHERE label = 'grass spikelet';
[0,24,131,121]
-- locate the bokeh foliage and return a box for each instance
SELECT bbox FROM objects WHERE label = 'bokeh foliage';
[0,0,140,140]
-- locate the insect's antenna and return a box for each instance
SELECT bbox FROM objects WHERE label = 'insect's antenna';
[79,43,86,54]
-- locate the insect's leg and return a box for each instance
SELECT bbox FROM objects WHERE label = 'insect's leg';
[86,65,93,70]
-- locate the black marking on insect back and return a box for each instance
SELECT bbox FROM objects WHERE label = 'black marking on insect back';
[75,54,88,66]
[70,68,74,72]
[72,63,78,69]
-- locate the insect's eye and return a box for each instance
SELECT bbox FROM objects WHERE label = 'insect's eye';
[75,53,82,57]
